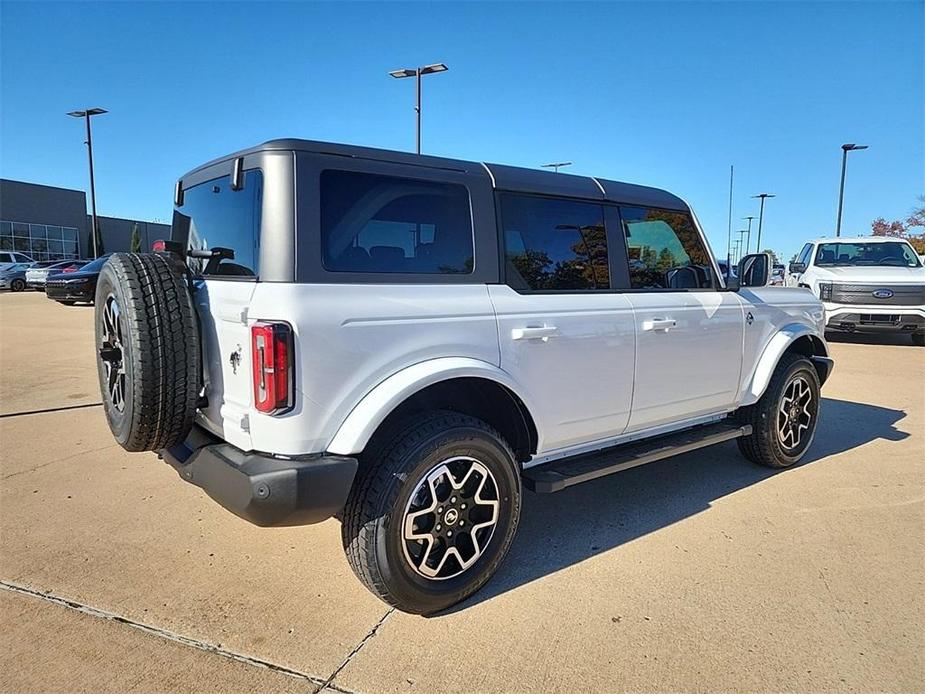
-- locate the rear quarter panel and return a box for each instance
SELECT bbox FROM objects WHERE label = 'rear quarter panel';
[243,283,500,455]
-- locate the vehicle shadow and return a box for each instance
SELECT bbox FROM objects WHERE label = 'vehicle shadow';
[825,331,919,348]
[442,397,909,614]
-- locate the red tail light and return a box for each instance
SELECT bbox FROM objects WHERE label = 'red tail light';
[251,322,294,414]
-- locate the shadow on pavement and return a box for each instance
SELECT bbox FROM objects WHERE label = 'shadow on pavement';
[445,397,909,613]
[825,331,920,348]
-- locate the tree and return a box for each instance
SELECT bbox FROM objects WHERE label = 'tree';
[130,223,141,253]
[871,195,925,254]
[761,249,779,265]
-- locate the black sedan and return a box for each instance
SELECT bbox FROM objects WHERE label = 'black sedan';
[45,254,112,305]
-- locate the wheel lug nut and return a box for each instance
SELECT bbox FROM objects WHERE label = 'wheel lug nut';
[435,524,441,531]
[459,520,465,526]
[450,496,457,503]
[437,507,443,513]
[447,530,453,536]
[461,503,467,509]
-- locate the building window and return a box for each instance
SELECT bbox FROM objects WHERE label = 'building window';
[0,220,81,261]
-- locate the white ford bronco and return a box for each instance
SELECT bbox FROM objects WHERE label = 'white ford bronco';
[94,139,833,614]
[788,236,925,345]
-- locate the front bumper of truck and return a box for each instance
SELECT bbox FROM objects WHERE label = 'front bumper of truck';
[823,302,925,334]
[159,424,358,527]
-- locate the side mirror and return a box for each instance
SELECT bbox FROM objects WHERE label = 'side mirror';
[789,261,806,274]
[738,253,772,287]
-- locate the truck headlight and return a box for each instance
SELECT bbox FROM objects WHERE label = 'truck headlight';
[818,282,833,301]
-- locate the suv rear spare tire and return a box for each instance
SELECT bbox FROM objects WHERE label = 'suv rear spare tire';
[94,253,200,452]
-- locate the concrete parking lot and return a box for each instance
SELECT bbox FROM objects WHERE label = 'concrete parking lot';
[1,290,923,693]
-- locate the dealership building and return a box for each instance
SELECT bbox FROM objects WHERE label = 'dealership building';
[0,179,169,262]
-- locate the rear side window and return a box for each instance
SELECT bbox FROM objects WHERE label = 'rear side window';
[500,194,609,291]
[620,207,714,289]
[172,170,263,277]
[321,170,474,274]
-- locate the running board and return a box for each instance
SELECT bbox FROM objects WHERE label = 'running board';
[522,422,752,493]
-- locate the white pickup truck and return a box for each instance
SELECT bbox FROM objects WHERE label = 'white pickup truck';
[93,139,833,614]
[788,237,925,345]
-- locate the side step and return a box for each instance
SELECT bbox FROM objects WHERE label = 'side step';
[522,422,752,493]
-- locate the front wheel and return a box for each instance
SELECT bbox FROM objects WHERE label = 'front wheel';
[10,278,25,292]
[341,411,522,615]
[912,333,924,347]
[737,353,821,468]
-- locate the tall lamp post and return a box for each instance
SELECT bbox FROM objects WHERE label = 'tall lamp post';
[388,63,448,154]
[736,230,749,261]
[741,216,755,255]
[835,143,868,237]
[752,193,776,253]
[67,108,107,258]
[542,162,572,173]
[733,239,742,264]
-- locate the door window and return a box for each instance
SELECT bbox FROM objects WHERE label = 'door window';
[620,207,714,289]
[321,170,473,274]
[499,194,609,291]
[797,243,813,266]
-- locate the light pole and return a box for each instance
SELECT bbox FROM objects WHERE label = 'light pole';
[742,216,755,255]
[835,143,868,237]
[752,193,776,253]
[389,63,448,154]
[542,162,572,173]
[67,108,107,258]
[733,239,742,264]
[736,230,749,259]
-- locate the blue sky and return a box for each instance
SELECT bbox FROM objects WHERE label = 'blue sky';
[1,1,922,261]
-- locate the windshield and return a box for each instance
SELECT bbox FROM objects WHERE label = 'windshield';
[815,241,921,268]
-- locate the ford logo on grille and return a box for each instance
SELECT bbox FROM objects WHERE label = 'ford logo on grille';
[872,288,894,299]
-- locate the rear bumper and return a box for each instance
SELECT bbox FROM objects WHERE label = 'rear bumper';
[159,425,358,527]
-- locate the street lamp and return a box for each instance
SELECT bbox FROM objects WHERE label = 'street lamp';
[835,143,868,237]
[733,239,742,264]
[67,107,107,258]
[542,162,572,173]
[741,216,755,255]
[752,193,776,252]
[736,230,749,259]
[389,63,448,154]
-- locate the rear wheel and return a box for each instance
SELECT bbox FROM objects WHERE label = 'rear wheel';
[94,253,200,452]
[912,333,924,347]
[10,278,25,292]
[737,353,821,468]
[341,411,522,614]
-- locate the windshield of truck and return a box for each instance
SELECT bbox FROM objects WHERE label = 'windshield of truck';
[815,241,921,268]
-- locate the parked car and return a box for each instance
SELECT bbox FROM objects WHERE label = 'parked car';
[0,262,32,291]
[789,237,925,345]
[93,139,832,614]
[0,251,35,273]
[26,259,89,290]
[45,254,112,305]
[770,263,786,286]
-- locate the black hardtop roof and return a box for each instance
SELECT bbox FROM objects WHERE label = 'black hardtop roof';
[182,138,687,210]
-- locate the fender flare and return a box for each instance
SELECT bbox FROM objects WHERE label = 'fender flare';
[325,357,538,456]
[741,323,830,406]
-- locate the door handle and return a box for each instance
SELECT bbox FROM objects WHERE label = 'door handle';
[642,318,677,332]
[511,326,559,341]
